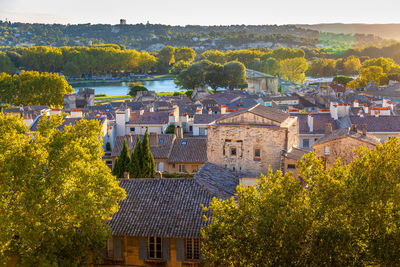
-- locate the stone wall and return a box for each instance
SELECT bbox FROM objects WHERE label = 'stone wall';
[313,137,376,168]
[207,124,288,176]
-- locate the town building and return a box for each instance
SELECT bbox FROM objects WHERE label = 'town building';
[103,163,240,266]
[63,88,95,109]
[207,104,298,176]
[246,69,279,95]
[312,124,380,168]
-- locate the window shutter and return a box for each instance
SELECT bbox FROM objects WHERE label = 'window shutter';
[113,237,122,259]
[163,238,170,260]
[176,238,185,261]
[138,237,147,260]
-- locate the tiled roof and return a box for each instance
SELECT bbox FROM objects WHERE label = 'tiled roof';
[129,110,170,125]
[193,114,222,124]
[194,162,240,200]
[349,115,400,132]
[216,104,290,124]
[111,134,175,158]
[109,178,213,238]
[284,147,308,160]
[313,127,380,146]
[168,137,207,163]
[294,113,338,135]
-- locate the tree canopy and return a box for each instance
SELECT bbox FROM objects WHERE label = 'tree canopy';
[0,113,126,266]
[202,137,400,266]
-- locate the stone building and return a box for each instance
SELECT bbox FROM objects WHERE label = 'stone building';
[207,104,298,176]
[312,123,380,168]
[246,69,279,95]
[63,88,94,109]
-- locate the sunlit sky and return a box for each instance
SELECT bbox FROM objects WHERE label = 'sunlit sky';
[0,0,399,25]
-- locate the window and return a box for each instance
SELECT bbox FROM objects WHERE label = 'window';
[185,238,200,260]
[130,127,135,132]
[159,139,164,143]
[230,147,237,156]
[254,148,261,160]
[287,164,296,169]
[148,236,162,259]
[189,126,193,132]
[181,141,187,145]
[199,128,206,136]
[179,165,186,173]
[303,139,310,148]
[324,146,330,155]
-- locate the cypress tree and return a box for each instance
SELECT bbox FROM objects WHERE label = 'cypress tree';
[141,128,156,178]
[129,136,142,178]
[112,157,120,176]
[115,138,130,178]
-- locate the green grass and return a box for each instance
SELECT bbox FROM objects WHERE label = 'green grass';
[94,95,131,100]
[94,99,126,105]
[156,91,185,96]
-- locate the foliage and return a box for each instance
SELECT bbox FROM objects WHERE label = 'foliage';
[202,138,400,266]
[200,50,226,64]
[174,47,196,63]
[140,129,156,178]
[0,70,73,106]
[170,60,190,74]
[279,57,308,83]
[332,75,354,85]
[0,52,15,74]
[112,138,130,178]
[307,58,337,77]
[162,173,194,178]
[129,136,142,178]
[165,124,175,134]
[106,141,111,151]
[128,81,148,97]
[0,113,126,266]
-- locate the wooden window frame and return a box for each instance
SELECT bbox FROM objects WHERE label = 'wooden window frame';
[185,238,200,261]
[179,164,186,173]
[148,236,163,260]
[254,148,261,161]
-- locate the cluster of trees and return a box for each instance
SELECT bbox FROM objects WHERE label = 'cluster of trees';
[347,57,400,88]
[174,60,247,91]
[127,81,148,97]
[202,138,400,266]
[0,70,73,106]
[307,56,361,77]
[0,113,125,266]
[113,129,156,178]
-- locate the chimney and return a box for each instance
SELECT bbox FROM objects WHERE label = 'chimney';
[196,107,202,115]
[325,123,332,134]
[208,108,212,115]
[363,104,369,114]
[149,105,154,112]
[149,132,159,147]
[174,126,183,138]
[362,124,367,136]
[374,110,380,117]
[139,107,144,116]
[220,105,227,115]
[70,109,82,118]
[125,106,131,122]
[350,124,358,132]
[123,171,130,179]
[353,99,359,108]
[330,102,338,120]
[358,109,364,118]
[307,113,314,133]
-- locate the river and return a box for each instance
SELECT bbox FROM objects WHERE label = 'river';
[72,79,181,96]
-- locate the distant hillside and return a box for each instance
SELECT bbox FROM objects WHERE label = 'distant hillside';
[296,24,400,40]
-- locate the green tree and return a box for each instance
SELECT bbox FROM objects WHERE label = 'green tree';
[0,113,126,266]
[200,50,226,64]
[155,46,176,73]
[113,138,130,178]
[279,57,308,83]
[174,47,196,62]
[170,60,190,74]
[202,169,312,266]
[332,76,354,85]
[205,62,225,92]
[359,66,387,85]
[0,52,15,74]
[343,56,361,75]
[223,61,247,90]
[128,82,148,97]
[129,136,142,178]
[140,128,156,178]
[262,57,280,76]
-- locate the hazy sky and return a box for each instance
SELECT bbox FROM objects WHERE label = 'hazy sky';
[0,0,399,25]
